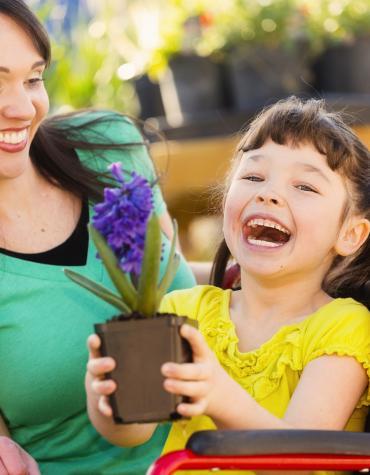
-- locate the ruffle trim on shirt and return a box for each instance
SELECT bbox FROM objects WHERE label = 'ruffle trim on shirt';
[203,319,304,401]
[307,346,370,409]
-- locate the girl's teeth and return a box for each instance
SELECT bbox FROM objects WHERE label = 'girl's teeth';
[247,237,282,248]
[247,218,289,235]
[0,130,28,144]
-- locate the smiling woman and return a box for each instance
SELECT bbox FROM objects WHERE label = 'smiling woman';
[0,1,196,474]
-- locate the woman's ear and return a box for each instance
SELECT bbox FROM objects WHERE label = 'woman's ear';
[335,216,370,256]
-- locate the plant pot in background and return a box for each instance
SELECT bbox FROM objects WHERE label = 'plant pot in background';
[226,45,311,110]
[313,37,370,94]
[159,54,224,126]
[95,314,192,424]
[134,74,165,119]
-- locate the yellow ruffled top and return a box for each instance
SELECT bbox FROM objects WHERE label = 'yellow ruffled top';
[159,285,370,475]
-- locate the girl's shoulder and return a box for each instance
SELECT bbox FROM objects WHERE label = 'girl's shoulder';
[159,285,229,322]
[301,298,370,366]
[306,298,370,335]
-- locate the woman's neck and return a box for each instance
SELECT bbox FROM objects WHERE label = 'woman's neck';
[0,163,52,218]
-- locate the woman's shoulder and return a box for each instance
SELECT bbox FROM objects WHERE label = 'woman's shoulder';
[159,285,229,321]
[53,109,144,145]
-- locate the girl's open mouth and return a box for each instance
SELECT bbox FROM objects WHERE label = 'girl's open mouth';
[243,218,291,248]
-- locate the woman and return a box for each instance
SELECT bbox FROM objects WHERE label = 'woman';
[0,1,196,474]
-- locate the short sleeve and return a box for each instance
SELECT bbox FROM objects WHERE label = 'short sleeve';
[159,286,204,319]
[61,110,167,216]
[302,299,370,407]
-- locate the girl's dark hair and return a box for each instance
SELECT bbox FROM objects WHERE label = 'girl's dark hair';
[0,0,149,203]
[211,96,370,308]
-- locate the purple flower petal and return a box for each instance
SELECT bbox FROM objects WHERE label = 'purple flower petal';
[92,165,154,276]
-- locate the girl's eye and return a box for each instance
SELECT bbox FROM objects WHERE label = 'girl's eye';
[244,175,263,182]
[296,184,318,193]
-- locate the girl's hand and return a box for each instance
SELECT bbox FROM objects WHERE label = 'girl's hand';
[85,334,117,418]
[0,437,40,475]
[161,324,234,421]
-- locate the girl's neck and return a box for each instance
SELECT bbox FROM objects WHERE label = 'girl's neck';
[233,270,333,325]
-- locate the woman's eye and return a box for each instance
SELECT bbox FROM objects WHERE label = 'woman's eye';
[26,77,44,87]
[244,175,263,182]
[296,184,318,193]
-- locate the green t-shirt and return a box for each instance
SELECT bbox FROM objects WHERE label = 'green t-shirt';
[0,112,196,474]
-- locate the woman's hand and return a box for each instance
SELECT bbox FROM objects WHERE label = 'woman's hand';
[85,334,117,418]
[161,324,236,422]
[0,437,40,475]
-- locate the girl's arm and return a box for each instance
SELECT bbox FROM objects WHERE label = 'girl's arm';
[86,334,157,447]
[0,415,40,474]
[162,324,368,431]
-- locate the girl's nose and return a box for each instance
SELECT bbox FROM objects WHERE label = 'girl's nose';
[255,190,284,206]
[1,88,36,121]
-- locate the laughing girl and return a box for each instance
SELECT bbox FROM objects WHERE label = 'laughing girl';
[87,97,370,474]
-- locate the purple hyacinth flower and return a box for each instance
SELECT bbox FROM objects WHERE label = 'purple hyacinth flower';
[92,163,154,277]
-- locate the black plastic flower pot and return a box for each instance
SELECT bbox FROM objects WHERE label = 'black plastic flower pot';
[313,37,370,94]
[95,314,192,424]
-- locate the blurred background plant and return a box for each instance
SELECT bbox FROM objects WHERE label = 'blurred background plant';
[30,0,370,116]
[304,0,370,47]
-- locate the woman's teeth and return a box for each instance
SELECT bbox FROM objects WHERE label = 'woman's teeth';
[0,130,28,145]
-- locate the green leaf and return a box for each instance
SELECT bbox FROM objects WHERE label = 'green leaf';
[156,220,180,305]
[64,269,131,314]
[88,224,137,310]
[136,213,161,317]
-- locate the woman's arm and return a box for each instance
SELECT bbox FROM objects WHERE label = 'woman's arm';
[86,334,157,447]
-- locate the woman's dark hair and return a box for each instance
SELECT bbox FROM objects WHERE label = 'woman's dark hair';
[211,96,370,308]
[0,0,150,203]
[0,0,51,65]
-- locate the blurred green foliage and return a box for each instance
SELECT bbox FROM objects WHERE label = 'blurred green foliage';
[35,0,370,112]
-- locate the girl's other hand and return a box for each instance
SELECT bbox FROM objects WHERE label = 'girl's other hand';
[161,324,234,421]
[86,334,117,418]
[0,436,40,475]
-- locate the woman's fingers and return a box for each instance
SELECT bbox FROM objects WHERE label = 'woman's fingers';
[25,452,41,475]
[0,437,29,475]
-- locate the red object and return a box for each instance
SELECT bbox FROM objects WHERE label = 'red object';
[147,429,370,474]
[148,450,370,474]
[222,263,240,290]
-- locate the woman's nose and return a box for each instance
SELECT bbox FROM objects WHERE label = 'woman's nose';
[1,88,36,121]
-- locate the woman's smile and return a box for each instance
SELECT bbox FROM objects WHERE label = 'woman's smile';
[0,127,28,152]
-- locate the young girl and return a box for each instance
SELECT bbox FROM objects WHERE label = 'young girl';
[87,97,370,473]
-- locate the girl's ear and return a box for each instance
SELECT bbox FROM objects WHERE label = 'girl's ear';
[335,216,370,256]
